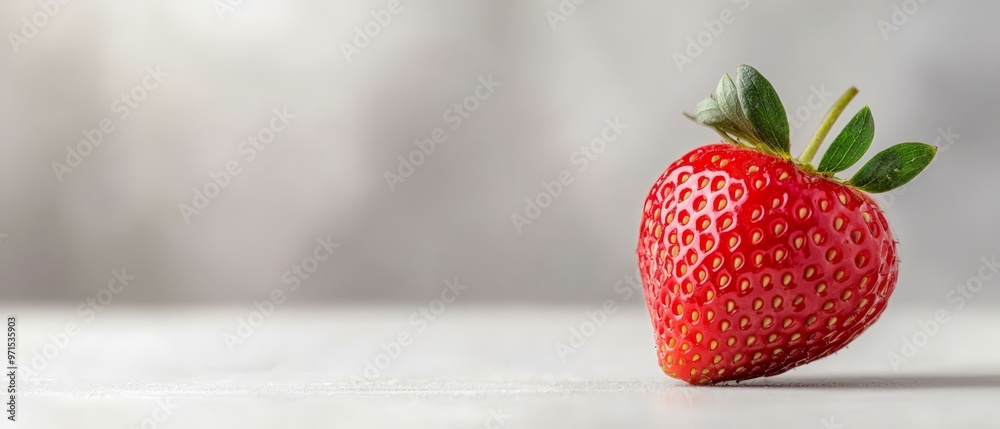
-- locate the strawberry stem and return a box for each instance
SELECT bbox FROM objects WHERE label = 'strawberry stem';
[798,86,859,165]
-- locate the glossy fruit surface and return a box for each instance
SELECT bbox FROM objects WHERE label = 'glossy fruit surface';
[637,143,898,384]
[639,64,935,384]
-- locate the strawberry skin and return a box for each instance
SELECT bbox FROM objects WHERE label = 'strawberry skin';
[637,143,898,384]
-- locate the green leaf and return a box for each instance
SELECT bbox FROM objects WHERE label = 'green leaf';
[692,95,760,150]
[848,143,937,193]
[736,64,790,156]
[716,74,752,132]
[694,96,732,127]
[817,106,875,173]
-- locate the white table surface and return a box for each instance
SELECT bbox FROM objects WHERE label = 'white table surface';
[10,304,1000,428]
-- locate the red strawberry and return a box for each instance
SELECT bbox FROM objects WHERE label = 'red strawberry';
[637,65,935,384]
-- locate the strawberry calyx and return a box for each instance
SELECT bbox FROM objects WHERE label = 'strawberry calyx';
[687,64,936,194]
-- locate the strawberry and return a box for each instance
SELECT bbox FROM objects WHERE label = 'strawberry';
[637,65,936,385]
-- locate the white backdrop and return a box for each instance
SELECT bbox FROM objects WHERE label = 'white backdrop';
[0,1,996,305]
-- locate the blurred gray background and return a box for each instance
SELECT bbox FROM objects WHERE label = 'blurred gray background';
[0,1,995,305]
